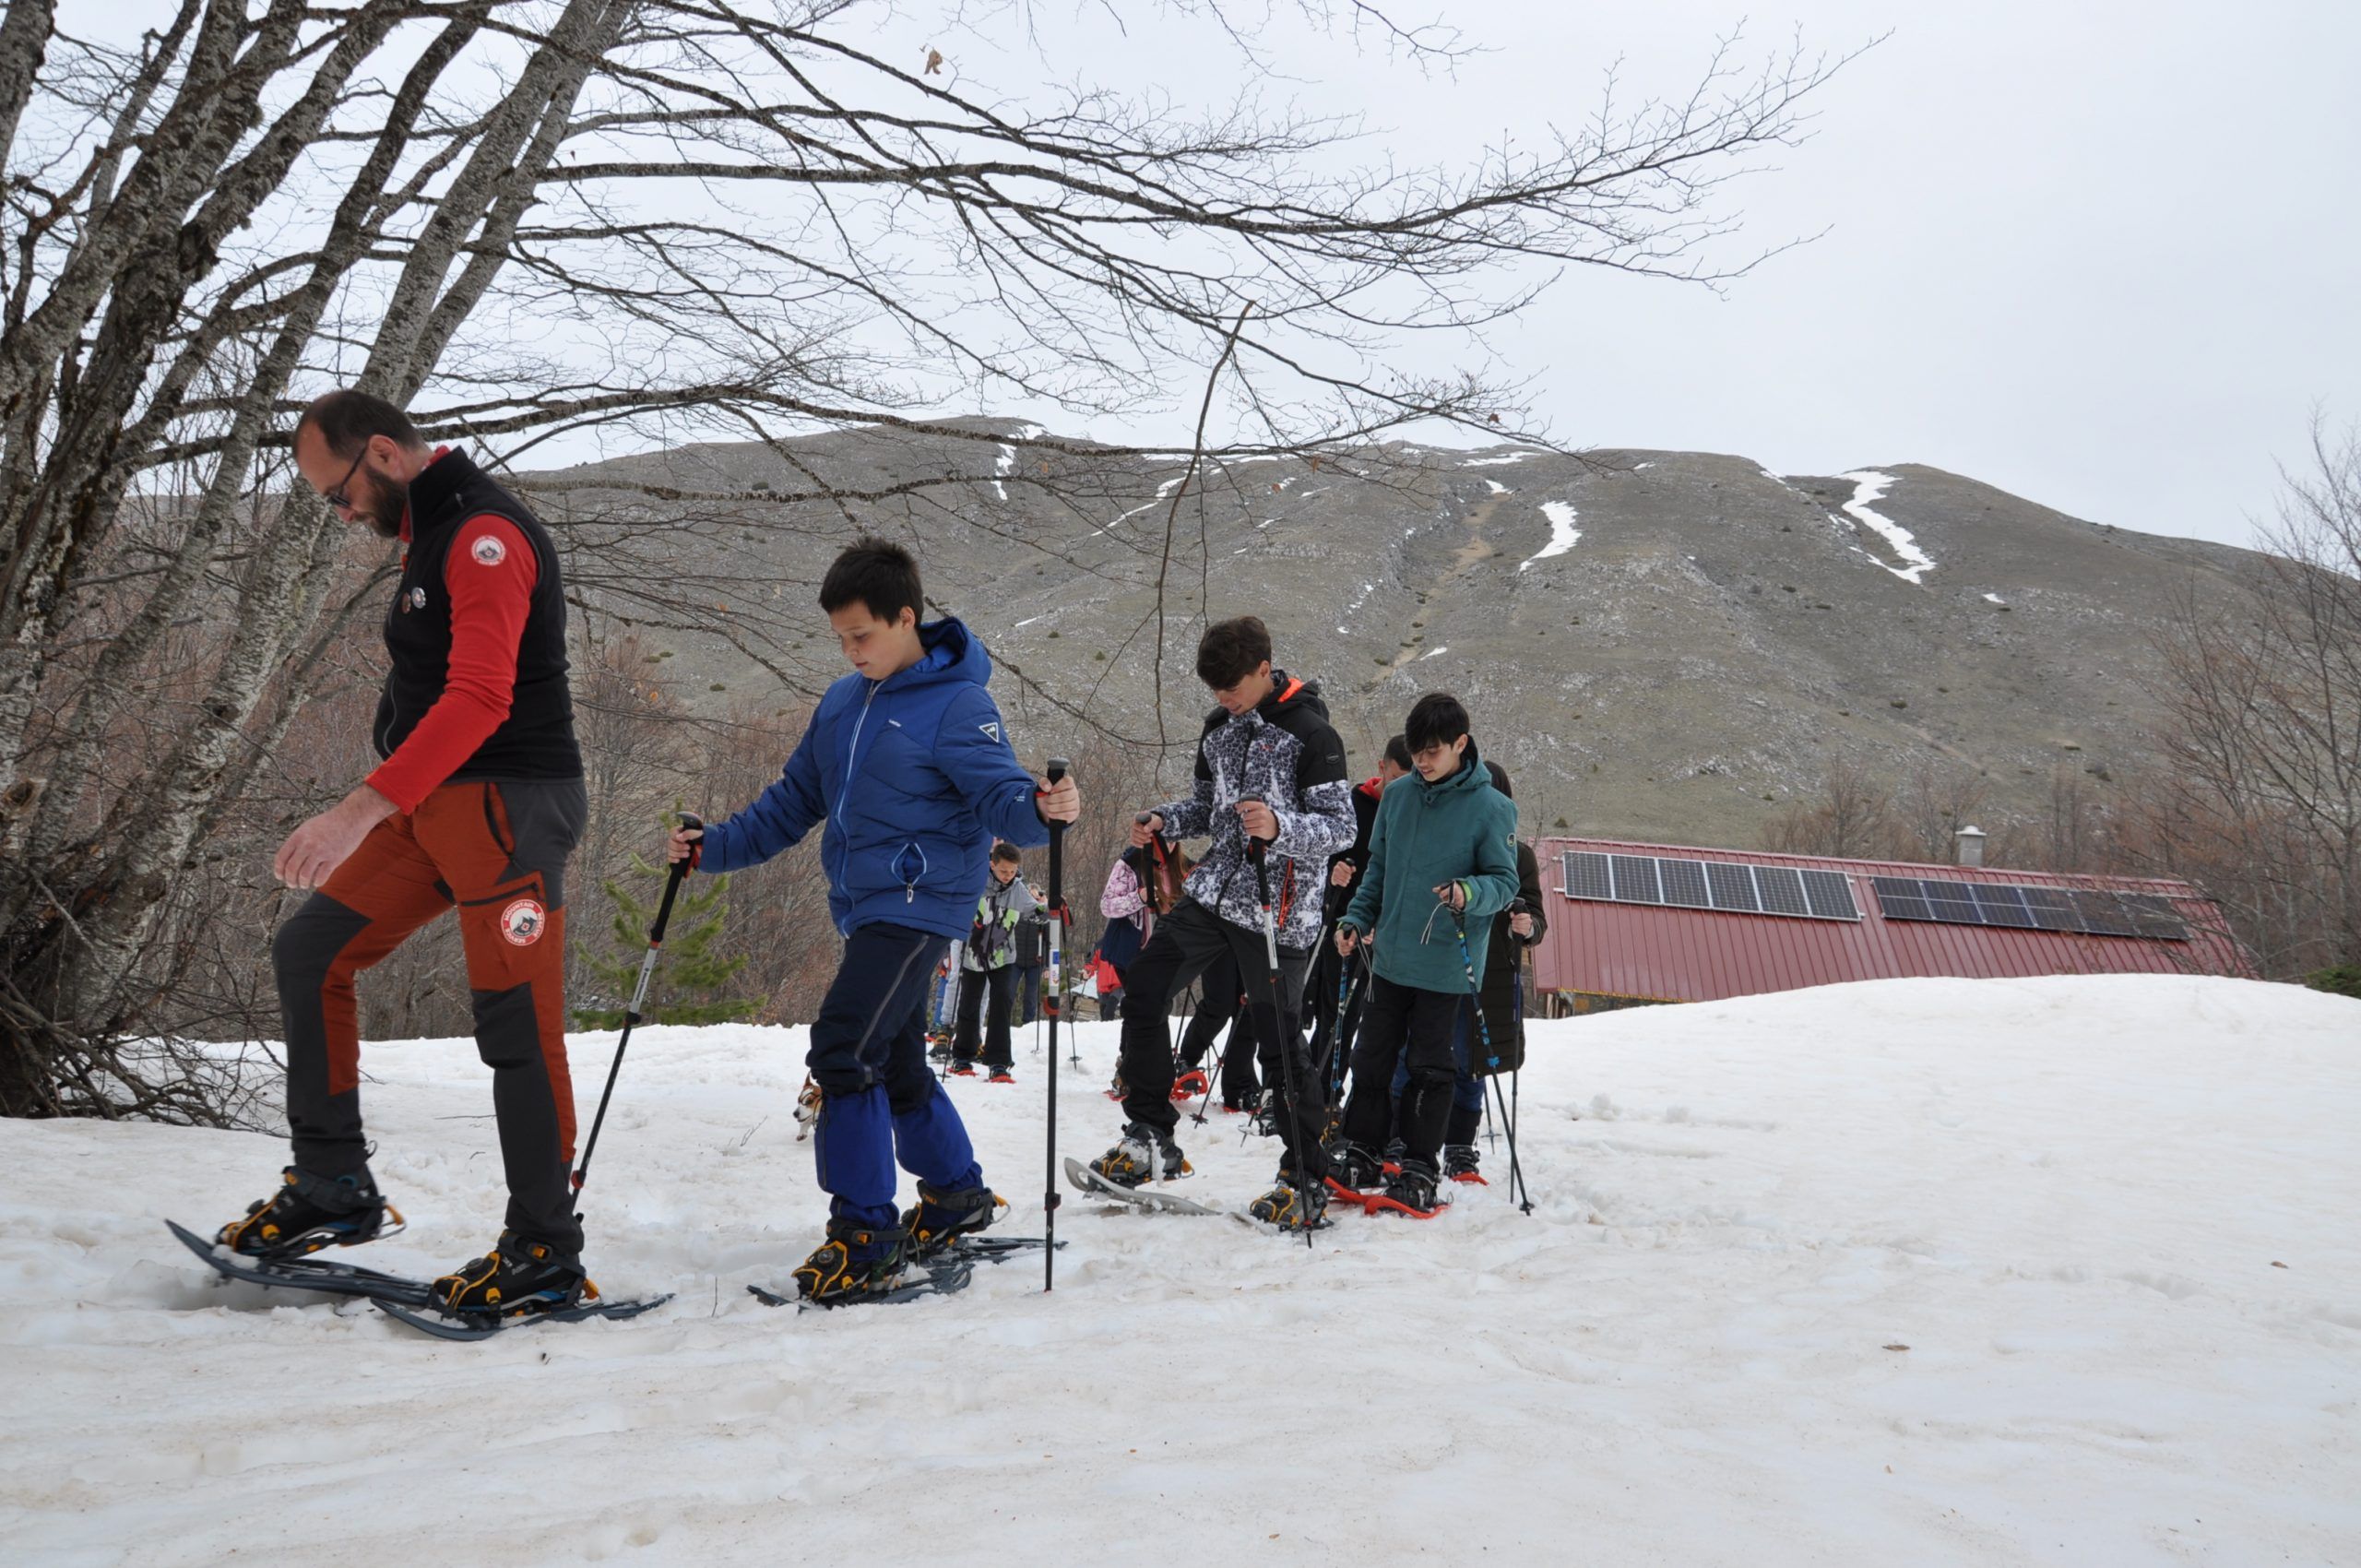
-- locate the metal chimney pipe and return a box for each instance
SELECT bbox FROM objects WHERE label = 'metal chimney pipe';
[1954,826,1987,867]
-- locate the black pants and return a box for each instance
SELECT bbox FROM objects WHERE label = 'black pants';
[1118,901,1324,1182]
[1339,972,1463,1168]
[273,778,586,1256]
[952,964,1018,1068]
[1304,938,1368,1102]
[1175,956,1263,1106]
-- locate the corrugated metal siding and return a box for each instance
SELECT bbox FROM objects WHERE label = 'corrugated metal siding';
[1531,837,2253,1003]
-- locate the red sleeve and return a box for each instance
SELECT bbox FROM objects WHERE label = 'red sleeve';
[365,516,539,813]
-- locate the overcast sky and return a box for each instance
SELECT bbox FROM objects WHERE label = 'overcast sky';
[971,0,2357,549]
[80,3,2360,548]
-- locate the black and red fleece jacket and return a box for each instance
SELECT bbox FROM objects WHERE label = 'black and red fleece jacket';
[365,447,582,814]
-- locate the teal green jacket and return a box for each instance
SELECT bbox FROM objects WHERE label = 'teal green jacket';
[1340,742,1521,993]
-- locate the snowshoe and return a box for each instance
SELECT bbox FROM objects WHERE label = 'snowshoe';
[1104,1070,1128,1102]
[1323,1139,1385,1204]
[1246,1178,1328,1232]
[792,1218,910,1305]
[1086,1122,1192,1189]
[1369,1158,1448,1218]
[927,1033,953,1063]
[1170,1069,1211,1102]
[1250,1089,1286,1138]
[904,1180,1004,1261]
[1443,1144,1487,1184]
[216,1166,400,1259]
[987,1068,1016,1085]
[430,1230,592,1318]
[948,1062,979,1077]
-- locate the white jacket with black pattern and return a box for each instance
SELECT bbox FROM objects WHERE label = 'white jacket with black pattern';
[1152,671,1357,955]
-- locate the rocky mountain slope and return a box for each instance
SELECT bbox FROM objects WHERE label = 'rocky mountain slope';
[525,422,2260,850]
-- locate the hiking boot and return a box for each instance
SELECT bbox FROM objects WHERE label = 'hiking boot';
[1443,1144,1486,1184]
[1247,1177,1328,1231]
[1250,1089,1286,1138]
[216,1166,399,1259]
[1382,1158,1443,1216]
[948,1062,979,1077]
[1086,1122,1192,1188]
[1170,1069,1211,1101]
[904,1180,1003,1260]
[792,1218,910,1304]
[1325,1138,1384,1197]
[431,1231,590,1317]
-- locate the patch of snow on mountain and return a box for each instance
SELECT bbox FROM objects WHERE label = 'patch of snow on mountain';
[1418,646,1449,660]
[1485,480,1512,495]
[1835,470,1936,583]
[1462,452,1539,468]
[1984,592,2008,605]
[1519,501,1581,572]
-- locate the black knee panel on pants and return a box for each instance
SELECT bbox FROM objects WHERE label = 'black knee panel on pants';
[272,896,369,990]
[470,983,540,1068]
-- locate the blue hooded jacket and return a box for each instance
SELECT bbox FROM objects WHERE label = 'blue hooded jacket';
[699,618,1048,940]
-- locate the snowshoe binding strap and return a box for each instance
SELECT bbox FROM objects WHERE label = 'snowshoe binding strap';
[217,1166,398,1258]
[906,1182,1004,1259]
[792,1221,910,1304]
[431,1233,592,1319]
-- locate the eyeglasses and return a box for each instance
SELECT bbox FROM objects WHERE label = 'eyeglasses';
[321,444,371,514]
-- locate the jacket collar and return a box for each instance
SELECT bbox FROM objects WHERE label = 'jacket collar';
[400,445,475,542]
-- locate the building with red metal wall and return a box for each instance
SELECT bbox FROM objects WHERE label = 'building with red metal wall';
[1528,836,2251,1014]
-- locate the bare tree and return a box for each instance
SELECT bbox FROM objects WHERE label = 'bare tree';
[0,1,1856,1116]
[2139,418,2361,978]
[1762,755,1896,860]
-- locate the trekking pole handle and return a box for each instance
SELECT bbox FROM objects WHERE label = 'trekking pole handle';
[629,813,703,1016]
[1238,795,1272,900]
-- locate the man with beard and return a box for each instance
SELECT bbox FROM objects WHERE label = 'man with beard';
[212,390,594,1323]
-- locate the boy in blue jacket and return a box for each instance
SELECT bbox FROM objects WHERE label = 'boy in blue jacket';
[667,538,1079,1302]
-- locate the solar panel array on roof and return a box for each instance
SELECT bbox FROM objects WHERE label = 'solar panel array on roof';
[1561,851,1861,922]
[1870,876,2189,941]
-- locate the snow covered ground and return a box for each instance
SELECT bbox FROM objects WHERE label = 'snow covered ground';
[2,975,2355,1566]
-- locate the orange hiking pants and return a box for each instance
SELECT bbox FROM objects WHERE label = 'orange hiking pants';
[273,778,587,1255]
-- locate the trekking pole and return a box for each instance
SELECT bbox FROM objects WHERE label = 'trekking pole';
[1322,947,1369,1113]
[1241,804,1314,1250]
[1040,758,1071,1292]
[574,811,700,1204]
[1188,980,1226,1126]
[1449,904,1533,1216]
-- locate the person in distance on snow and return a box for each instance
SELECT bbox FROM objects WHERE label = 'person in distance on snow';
[213,392,596,1321]
[1087,615,1357,1229]
[1331,692,1520,1217]
[950,841,1038,1081]
[666,539,1080,1304]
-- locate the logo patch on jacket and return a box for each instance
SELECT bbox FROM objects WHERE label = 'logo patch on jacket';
[469,533,507,567]
[498,897,546,946]
[405,586,427,612]
[979,721,1002,743]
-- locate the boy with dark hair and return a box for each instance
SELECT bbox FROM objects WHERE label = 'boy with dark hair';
[1386,759,1548,1182]
[670,537,1078,1302]
[1086,615,1357,1229]
[1332,693,1520,1217]
[951,841,1037,1081]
